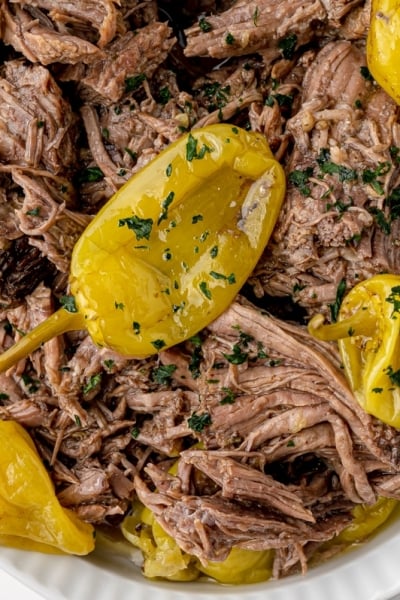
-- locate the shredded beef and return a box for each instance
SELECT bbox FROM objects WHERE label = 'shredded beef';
[1,0,400,583]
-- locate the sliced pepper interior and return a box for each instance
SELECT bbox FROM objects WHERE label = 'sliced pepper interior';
[308,274,400,428]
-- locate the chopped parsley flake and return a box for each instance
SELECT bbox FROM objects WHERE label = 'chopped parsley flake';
[21,373,40,394]
[387,186,400,221]
[151,339,166,351]
[132,321,141,334]
[225,32,235,45]
[124,73,146,92]
[317,148,357,182]
[186,133,214,161]
[210,271,236,284]
[25,207,41,217]
[60,295,78,313]
[362,162,391,195]
[189,335,203,379]
[210,245,218,258]
[151,363,177,385]
[326,198,353,214]
[188,411,212,432]
[200,82,231,113]
[360,66,374,82]
[199,16,212,32]
[83,373,102,394]
[186,133,199,161]
[131,426,140,439]
[278,33,297,60]
[257,342,268,359]
[220,387,236,405]
[114,301,124,310]
[78,166,104,183]
[118,214,153,240]
[369,207,391,234]
[158,191,175,224]
[386,285,400,317]
[223,343,248,365]
[384,365,400,386]
[234,327,254,346]
[159,86,172,105]
[328,278,346,323]
[199,281,212,299]
[288,167,313,196]
[390,146,400,164]
[124,148,137,161]
[166,163,172,177]
[265,93,294,111]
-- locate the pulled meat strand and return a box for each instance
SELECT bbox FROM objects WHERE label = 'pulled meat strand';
[1,0,400,580]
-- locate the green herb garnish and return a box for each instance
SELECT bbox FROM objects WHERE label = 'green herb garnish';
[151,339,166,351]
[188,411,212,432]
[60,295,78,313]
[125,73,146,92]
[118,215,153,240]
[151,364,177,385]
[328,278,347,323]
[83,373,102,394]
[288,168,313,196]
[278,33,297,59]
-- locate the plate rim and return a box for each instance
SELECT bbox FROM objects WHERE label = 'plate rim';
[1,518,400,600]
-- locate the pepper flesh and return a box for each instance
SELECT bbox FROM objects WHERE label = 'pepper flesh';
[367,0,400,104]
[0,420,95,554]
[121,494,396,583]
[0,124,285,371]
[308,275,400,428]
[121,500,273,583]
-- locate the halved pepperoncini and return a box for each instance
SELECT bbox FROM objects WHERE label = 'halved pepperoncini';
[308,275,400,428]
[0,124,285,370]
[367,0,400,104]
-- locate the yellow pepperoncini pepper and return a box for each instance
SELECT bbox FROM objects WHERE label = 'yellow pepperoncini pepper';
[335,496,397,544]
[121,452,273,584]
[314,496,398,563]
[122,502,199,581]
[0,420,95,554]
[308,275,400,428]
[0,124,285,371]
[367,0,400,104]
[121,501,273,584]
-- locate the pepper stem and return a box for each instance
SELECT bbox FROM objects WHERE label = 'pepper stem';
[308,310,377,341]
[0,308,85,373]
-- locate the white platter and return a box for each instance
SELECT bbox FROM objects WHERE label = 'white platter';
[1,517,400,600]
